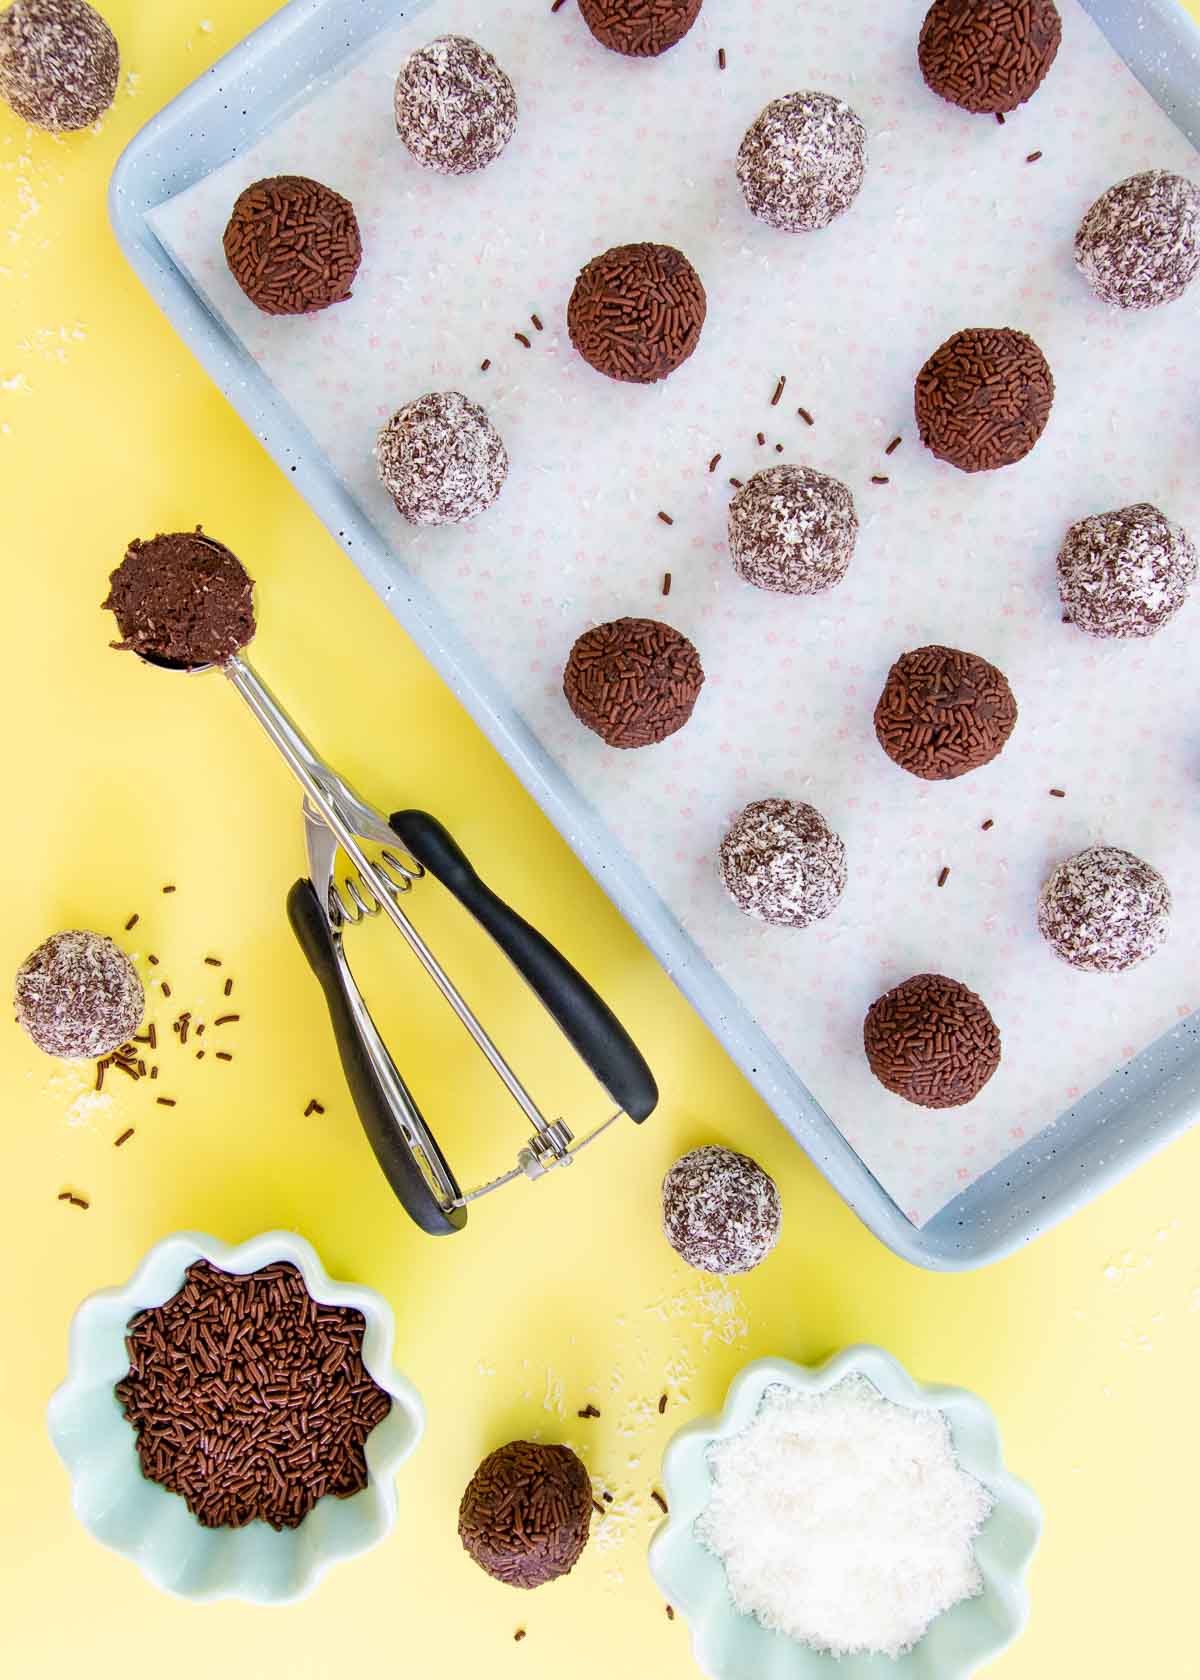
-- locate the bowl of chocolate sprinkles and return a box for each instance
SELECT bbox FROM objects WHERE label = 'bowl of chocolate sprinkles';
[48,1230,423,1602]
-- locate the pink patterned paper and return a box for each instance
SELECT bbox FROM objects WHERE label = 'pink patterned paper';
[151,0,1200,1224]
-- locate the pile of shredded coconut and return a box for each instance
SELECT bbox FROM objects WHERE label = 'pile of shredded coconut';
[697,1377,994,1659]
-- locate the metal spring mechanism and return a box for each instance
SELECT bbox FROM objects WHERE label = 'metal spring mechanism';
[329,850,424,926]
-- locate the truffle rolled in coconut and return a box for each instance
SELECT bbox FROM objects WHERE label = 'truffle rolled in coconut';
[1075,170,1200,311]
[394,35,517,175]
[15,930,143,1059]
[1037,846,1170,973]
[736,91,867,232]
[719,799,846,929]
[661,1145,781,1274]
[1057,503,1197,639]
[728,465,857,595]
[0,0,118,131]
[376,391,508,525]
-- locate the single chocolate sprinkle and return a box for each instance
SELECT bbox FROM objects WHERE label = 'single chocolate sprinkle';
[577,1403,601,1419]
[871,475,890,484]
[514,331,531,348]
[797,407,814,425]
[551,0,567,11]
[68,1195,89,1209]
[195,1050,205,1060]
[94,1062,105,1091]
[568,242,706,384]
[195,1023,205,1037]
[729,476,743,488]
[717,46,726,70]
[148,955,159,966]
[531,313,543,332]
[602,1491,613,1503]
[592,1499,606,1517]
[514,1629,527,1643]
[775,442,784,452]
[662,572,672,596]
[996,111,1005,124]
[216,1051,234,1062]
[756,431,766,446]
[770,376,786,407]
[215,1014,239,1025]
[110,1058,138,1081]
[137,1059,146,1078]
[162,885,176,894]
[480,358,491,371]
[57,1191,73,1201]
[124,913,139,932]
[223,977,233,996]
[982,818,994,831]
[304,1099,318,1117]
[1027,150,1043,163]
[657,511,674,525]
[885,435,902,455]
[937,867,950,888]
[204,956,222,967]
[156,1097,175,1107]
[114,1128,134,1148]
[658,1393,668,1414]
[150,1065,159,1079]
[708,453,722,472]
[651,1489,669,1514]
[1050,787,1066,798]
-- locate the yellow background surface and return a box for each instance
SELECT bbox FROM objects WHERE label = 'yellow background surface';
[2,4,1198,1675]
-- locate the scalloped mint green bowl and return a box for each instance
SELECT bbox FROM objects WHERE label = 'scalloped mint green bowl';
[649,1347,1041,1680]
[47,1229,424,1604]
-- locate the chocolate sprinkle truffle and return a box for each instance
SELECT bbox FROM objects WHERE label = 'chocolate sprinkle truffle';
[0,0,118,131]
[103,528,256,670]
[918,0,1061,116]
[720,799,847,929]
[567,242,706,384]
[874,645,1017,781]
[736,91,867,232]
[915,327,1053,472]
[564,617,704,748]
[1075,170,1200,310]
[223,175,361,316]
[15,930,143,1059]
[394,35,517,176]
[1038,846,1171,973]
[864,973,1001,1108]
[1058,503,1197,639]
[728,465,858,595]
[376,391,508,526]
[577,0,702,57]
[661,1145,782,1274]
[459,1441,591,1588]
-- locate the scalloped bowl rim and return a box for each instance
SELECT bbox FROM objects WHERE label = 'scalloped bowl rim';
[648,1345,1042,1680]
[46,1228,424,1604]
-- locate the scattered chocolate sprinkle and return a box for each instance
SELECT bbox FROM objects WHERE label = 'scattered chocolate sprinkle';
[162,885,176,894]
[871,475,890,484]
[666,1605,676,1621]
[216,1051,234,1062]
[150,1066,159,1080]
[514,331,532,348]
[708,453,722,473]
[304,1098,326,1117]
[114,1128,134,1148]
[1027,150,1043,163]
[996,111,1006,124]
[514,1629,527,1643]
[651,1489,669,1515]
[657,511,674,525]
[658,1393,668,1414]
[110,1058,139,1081]
[68,1195,89,1210]
[718,46,726,70]
[480,358,491,372]
[551,0,567,11]
[1050,787,1066,798]
[195,1050,205,1060]
[568,242,706,384]
[215,1014,239,1026]
[592,1498,606,1517]
[148,955,159,966]
[938,867,950,888]
[770,376,785,407]
[577,1403,601,1418]
[124,913,139,932]
[885,435,902,455]
[94,1062,105,1092]
[204,956,222,967]
[982,818,995,831]
[602,1491,613,1503]
[531,313,543,332]
[223,978,234,997]
[57,1191,72,1201]
[775,442,784,452]
[797,407,814,426]
[137,1060,147,1078]
[756,431,766,447]
[662,572,672,596]
[156,1097,176,1107]
[729,477,743,489]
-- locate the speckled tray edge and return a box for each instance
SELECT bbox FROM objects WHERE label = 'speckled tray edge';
[108,0,1200,1270]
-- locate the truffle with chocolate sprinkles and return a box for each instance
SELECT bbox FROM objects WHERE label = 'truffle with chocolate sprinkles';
[918,0,1061,115]
[864,974,1001,1108]
[737,91,867,232]
[103,528,256,669]
[719,798,846,929]
[564,617,704,748]
[15,930,143,1060]
[116,1261,391,1530]
[1057,503,1197,638]
[661,1145,781,1274]
[1075,170,1200,310]
[394,35,516,175]
[1038,846,1171,973]
[874,645,1017,780]
[577,0,702,57]
[0,0,118,131]
[376,391,508,525]
[459,1441,591,1588]
[915,327,1053,472]
[222,176,361,315]
[728,464,858,595]
[567,242,706,384]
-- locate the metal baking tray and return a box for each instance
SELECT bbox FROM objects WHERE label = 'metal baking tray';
[109,0,1200,1269]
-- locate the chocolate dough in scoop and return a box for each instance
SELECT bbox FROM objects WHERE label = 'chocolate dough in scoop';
[103,528,256,669]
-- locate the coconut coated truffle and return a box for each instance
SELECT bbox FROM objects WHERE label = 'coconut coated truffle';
[728,465,858,595]
[1075,170,1200,311]
[737,91,867,232]
[376,391,508,526]
[915,327,1053,473]
[15,930,143,1059]
[1037,846,1170,973]
[394,35,517,175]
[661,1145,782,1274]
[874,645,1017,781]
[1058,503,1197,639]
[918,0,1061,115]
[577,0,702,57]
[720,799,847,929]
[458,1441,591,1588]
[103,529,256,670]
[0,0,118,131]
[864,974,1001,1108]
[222,176,361,316]
[567,242,706,384]
[564,617,703,748]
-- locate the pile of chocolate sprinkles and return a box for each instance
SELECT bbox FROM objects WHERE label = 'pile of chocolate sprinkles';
[874,645,1018,781]
[576,0,702,58]
[458,1440,592,1587]
[915,327,1053,472]
[564,617,704,748]
[222,175,362,316]
[864,973,1001,1108]
[918,0,1062,116]
[116,1260,391,1531]
[567,242,706,384]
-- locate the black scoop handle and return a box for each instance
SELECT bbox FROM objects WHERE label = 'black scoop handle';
[389,810,658,1123]
[287,878,466,1235]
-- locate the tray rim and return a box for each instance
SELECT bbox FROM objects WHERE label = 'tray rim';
[108,0,1200,1270]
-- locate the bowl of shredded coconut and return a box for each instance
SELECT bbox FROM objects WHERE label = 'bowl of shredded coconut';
[648,1346,1040,1677]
